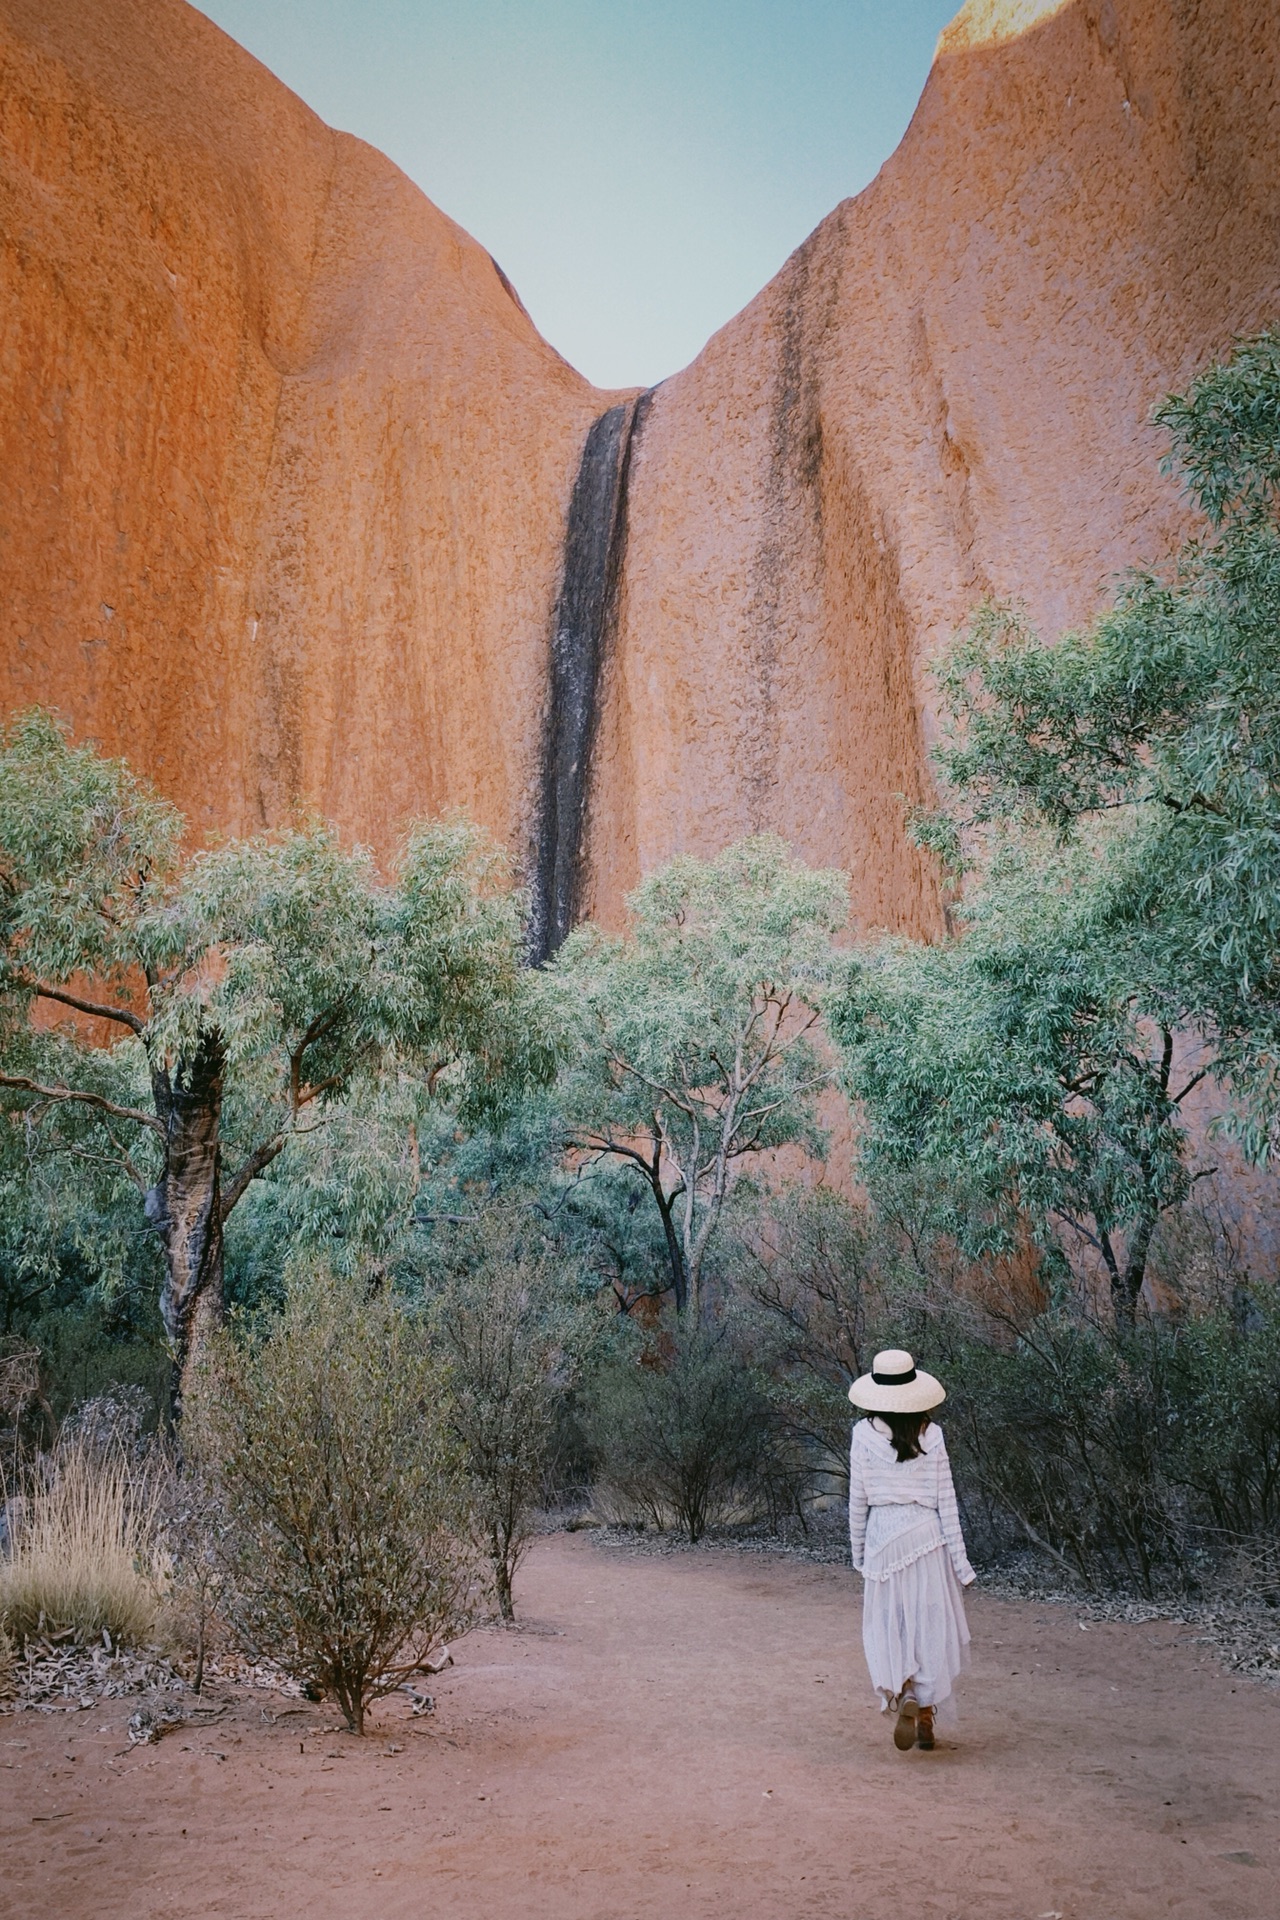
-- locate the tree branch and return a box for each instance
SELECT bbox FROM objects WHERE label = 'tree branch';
[295,1074,344,1110]
[1051,1206,1105,1256]
[220,1134,287,1220]
[0,1072,163,1134]
[564,1132,671,1187]
[288,1002,351,1112]
[28,981,146,1036]
[56,1140,149,1195]
[608,1055,700,1117]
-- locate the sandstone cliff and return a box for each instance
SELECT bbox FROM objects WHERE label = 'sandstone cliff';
[2,0,1278,943]
[591,0,1280,936]
[0,0,615,850]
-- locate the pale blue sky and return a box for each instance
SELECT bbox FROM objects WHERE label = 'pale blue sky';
[198,1,958,389]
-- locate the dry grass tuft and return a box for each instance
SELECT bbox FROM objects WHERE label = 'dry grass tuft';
[0,1437,162,1648]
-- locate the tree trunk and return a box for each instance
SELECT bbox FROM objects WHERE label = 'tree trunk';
[1103,1212,1156,1332]
[146,1026,227,1415]
[652,1180,688,1315]
[1116,1209,1158,1331]
[685,1251,703,1326]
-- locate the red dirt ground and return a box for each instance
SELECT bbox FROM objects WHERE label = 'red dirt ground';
[3,1533,1277,1920]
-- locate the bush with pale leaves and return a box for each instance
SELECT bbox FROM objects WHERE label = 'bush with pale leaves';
[192,1269,477,1734]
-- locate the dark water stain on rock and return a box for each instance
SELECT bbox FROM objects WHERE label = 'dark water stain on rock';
[529,393,649,963]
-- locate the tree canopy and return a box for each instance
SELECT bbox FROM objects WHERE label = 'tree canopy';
[552,836,848,1318]
[929,329,1280,1153]
[833,334,1280,1322]
[0,711,550,1399]
[830,840,1202,1326]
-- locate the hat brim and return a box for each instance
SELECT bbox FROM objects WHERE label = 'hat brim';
[848,1370,946,1414]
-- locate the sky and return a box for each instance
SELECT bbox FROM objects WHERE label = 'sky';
[197,1,959,390]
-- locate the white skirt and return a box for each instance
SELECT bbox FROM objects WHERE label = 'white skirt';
[860,1505,971,1714]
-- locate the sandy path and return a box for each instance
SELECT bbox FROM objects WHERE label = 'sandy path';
[2,1533,1276,1920]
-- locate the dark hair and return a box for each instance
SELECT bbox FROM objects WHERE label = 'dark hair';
[881,1409,930,1463]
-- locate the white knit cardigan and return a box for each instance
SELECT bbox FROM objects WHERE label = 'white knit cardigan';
[848,1418,975,1585]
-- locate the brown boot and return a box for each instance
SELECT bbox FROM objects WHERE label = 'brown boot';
[916,1705,936,1750]
[893,1690,919,1751]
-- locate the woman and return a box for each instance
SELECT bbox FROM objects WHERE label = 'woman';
[848,1348,975,1751]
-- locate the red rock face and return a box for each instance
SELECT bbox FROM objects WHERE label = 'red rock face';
[591,0,1280,937]
[0,0,616,855]
[2,0,1278,938]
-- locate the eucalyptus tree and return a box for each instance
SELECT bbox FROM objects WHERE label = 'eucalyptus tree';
[0,1050,156,1343]
[833,334,1280,1324]
[552,836,848,1320]
[0,711,548,1401]
[929,329,1280,1154]
[830,839,1202,1328]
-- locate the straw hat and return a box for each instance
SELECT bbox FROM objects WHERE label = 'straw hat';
[847,1348,946,1414]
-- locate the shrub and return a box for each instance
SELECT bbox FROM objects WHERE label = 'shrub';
[1160,1290,1280,1546]
[27,1305,169,1431]
[934,1292,1280,1595]
[156,1461,227,1693]
[192,1268,476,1733]
[0,1422,162,1646]
[586,1326,774,1542]
[726,1185,876,1479]
[427,1214,594,1621]
[936,1313,1181,1593]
